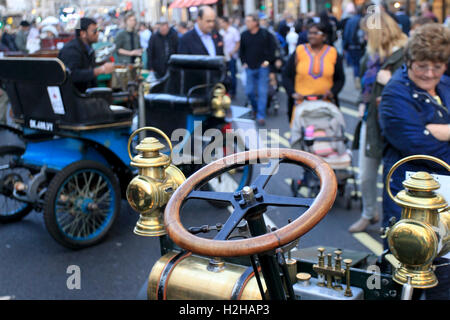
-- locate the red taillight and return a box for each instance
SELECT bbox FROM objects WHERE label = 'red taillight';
[221,123,232,134]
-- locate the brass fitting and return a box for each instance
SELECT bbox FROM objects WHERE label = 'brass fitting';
[126,127,186,237]
[386,155,450,288]
[211,83,231,118]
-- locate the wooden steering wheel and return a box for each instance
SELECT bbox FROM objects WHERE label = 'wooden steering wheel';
[165,148,337,257]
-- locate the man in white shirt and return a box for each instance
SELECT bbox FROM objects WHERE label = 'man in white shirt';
[178,6,224,56]
[219,16,240,97]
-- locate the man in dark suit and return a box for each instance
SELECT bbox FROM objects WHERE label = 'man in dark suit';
[178,6,223,56]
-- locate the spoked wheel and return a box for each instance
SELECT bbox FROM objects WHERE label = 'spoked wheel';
[0,148,33,223]
[44,160,120,249]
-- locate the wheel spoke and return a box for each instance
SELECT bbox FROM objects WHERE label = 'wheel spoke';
[251,159,281,190]
[263,194,314,208]
[214,207,247,241]
[187,190,234,203]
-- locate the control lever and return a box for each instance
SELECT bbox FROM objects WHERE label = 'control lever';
[188,223,223,235]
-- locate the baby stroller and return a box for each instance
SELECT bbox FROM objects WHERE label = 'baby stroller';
[289,97,360,209]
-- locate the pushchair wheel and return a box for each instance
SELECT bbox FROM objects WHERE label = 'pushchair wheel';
[44,160,120,249]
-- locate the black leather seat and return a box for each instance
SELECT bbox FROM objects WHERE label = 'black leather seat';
[144,55,227,135]
[0,57,133,131]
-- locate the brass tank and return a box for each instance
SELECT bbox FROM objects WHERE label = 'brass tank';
[386,155,450,288]
[148,251,267,300]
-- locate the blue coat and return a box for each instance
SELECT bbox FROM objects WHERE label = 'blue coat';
[379,65,450,229]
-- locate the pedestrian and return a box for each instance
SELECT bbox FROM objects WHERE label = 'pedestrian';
[348,12,408,233]
[420,2,438,22]
[286,27,299,55]
[58,17,115,93]
[240,13,277,126]
[139,23,152,50]
[15,20,31,54]
[1,25,17,52]
[218,16,240,98]
[378,23,449,299]
[282,23,345,123]
[409,16,434,34]
[395,6,411,35]
[178,6,223,56]
[277,12,296,55]
[319,10,337,45]
[343,5,369,89]
[147,20,178,79]
[176,22,189,38]
[114,12,143,65]
[0,30,10,53]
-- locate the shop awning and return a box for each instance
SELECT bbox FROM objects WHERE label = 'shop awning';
[169,0,218,9]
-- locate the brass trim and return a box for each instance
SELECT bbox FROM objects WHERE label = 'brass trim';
[59,121,132,131]
[127,127,173,165]
[14,118,132,131]
[386,155,450,202]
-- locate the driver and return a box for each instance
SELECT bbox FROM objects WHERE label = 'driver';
[58,17,115,93]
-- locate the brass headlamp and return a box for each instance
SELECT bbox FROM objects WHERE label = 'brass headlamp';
[386,155,450,288]
[211,83,231,118]
[126,127,185,237]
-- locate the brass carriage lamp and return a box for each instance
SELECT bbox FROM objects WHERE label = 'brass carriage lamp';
[126,127,186,237]
[386,155,450,288]
[211,83,231,118]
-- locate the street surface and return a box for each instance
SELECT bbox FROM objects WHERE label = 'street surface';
[0,66,387,300]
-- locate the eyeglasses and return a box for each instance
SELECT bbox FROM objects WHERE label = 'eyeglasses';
[308,31,324,36]
[411,62,446,74]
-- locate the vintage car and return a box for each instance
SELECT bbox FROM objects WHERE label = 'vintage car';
[0,54,253,249]
[126,126,450,301]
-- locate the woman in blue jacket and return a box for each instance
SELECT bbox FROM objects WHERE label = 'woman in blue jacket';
[379,23,449,299]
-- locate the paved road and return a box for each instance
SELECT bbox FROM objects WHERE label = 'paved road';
[0,67,387,300]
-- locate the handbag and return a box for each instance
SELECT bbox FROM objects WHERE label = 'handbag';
[351,119,362,150]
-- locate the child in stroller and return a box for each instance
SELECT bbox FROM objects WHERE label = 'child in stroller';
[289,96,359,208]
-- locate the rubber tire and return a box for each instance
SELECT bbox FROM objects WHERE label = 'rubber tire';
[44,160,120,249]
[0,147,33,223]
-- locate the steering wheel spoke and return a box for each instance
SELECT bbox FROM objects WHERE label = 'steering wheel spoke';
[251,159,282,190]
[263,194,314,208]
[214,207,247,241]
[186,190,234,203]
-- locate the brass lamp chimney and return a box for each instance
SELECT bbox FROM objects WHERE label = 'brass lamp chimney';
[211,83,231,118]
[386,155,450,288]
[126,127,186,237]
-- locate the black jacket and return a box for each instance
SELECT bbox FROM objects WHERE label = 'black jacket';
[58,38,97,93]
[239,28,277,69]
[147,30,179,78]
[178,28,224,56]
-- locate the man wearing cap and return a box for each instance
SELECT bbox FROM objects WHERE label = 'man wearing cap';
[147,20,179,79]
[58,17,115,93]
[15,21,30,53]
[178,6,223,56]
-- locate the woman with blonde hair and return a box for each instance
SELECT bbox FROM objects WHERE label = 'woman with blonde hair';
[349,12,408,233]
